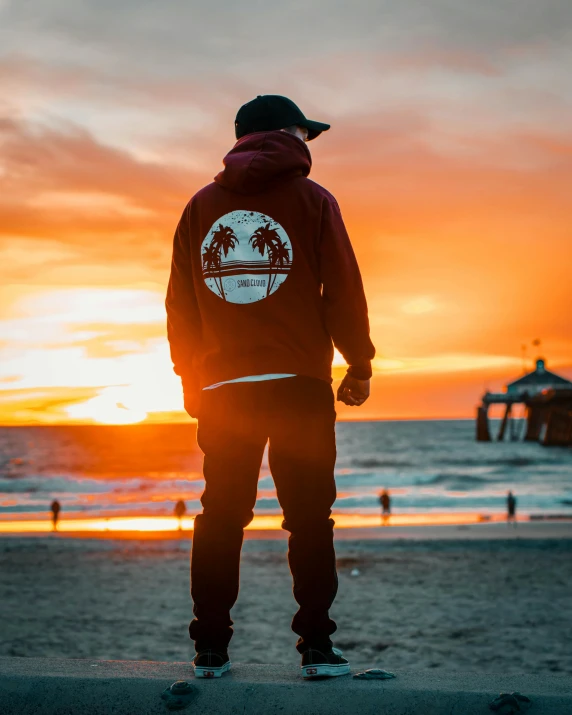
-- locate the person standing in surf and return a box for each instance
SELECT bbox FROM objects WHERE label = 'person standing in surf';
[507,490,517,526]
[50,499,61,532]
[379,489,391,526]
[166,95,375,679]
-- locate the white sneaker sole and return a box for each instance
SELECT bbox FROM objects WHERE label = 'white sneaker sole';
[302,663,351,679]
[193,661,231,679]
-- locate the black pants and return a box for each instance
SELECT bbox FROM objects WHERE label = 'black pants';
[189,376,338,654]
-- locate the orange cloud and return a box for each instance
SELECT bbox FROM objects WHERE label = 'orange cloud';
[0,118,205,274]
[0,386,103,424]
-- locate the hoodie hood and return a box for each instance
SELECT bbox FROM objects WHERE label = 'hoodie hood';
[214,131,312,195]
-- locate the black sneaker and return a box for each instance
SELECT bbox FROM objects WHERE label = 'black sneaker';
[301,647,350,679]
[192,649,231,679]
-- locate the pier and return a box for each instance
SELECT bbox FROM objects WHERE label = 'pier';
[477,359,572,445]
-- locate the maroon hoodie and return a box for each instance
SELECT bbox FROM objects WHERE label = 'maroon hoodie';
[166,130,375,393]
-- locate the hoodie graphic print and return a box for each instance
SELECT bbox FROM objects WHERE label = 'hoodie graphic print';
[166,130,376,393]
[202,210,292,304]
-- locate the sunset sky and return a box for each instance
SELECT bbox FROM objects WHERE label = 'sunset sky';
[1,0,571,424]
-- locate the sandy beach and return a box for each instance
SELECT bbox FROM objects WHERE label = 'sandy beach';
[1,522,571,676]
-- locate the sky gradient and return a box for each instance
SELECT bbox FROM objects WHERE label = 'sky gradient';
[1,0,571,424]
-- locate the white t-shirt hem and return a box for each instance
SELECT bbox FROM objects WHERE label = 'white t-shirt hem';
[202,374,297,391]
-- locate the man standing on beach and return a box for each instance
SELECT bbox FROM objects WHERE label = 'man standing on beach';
[166,95,375,679]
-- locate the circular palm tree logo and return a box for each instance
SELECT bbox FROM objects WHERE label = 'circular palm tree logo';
[201,210,293,304]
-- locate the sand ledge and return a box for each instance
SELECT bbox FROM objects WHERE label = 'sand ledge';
[1,657,571,715]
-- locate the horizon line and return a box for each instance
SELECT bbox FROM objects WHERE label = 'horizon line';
[0,416,479,428]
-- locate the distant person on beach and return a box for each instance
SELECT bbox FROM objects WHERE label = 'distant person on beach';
[50,500,61,531]
[507,491,517,525]
[379,489,391,526]
[174,499,187,531]
[166,95,375,679]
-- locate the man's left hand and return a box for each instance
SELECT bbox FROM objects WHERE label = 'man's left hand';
[337,374,370,406]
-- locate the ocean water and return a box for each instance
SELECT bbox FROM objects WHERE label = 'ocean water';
[1,420,571,521]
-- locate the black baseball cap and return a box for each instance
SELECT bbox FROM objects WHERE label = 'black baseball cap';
[235,95,330,141]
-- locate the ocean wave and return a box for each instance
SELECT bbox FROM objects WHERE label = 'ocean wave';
[2,422,571,517]
[437,456,543,470]
[0,479,41,494]
[487,457,537,468]
[420,473,494,490]
[351,458,414,469]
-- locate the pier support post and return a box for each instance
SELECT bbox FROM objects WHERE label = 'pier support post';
[542,407,572,446]
[476,405,491,442]
[524,405,544,442]
[497,403,512,442]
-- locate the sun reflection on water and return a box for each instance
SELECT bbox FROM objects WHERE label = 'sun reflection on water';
[0,511,508,537]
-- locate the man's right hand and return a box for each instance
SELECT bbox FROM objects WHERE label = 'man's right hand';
[182,377,201,418]
[184,390,201,418]
[336,374,370,407]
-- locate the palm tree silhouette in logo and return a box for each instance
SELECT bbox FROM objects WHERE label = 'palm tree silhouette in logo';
[202,224,238,300]
[249,223,291,296]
